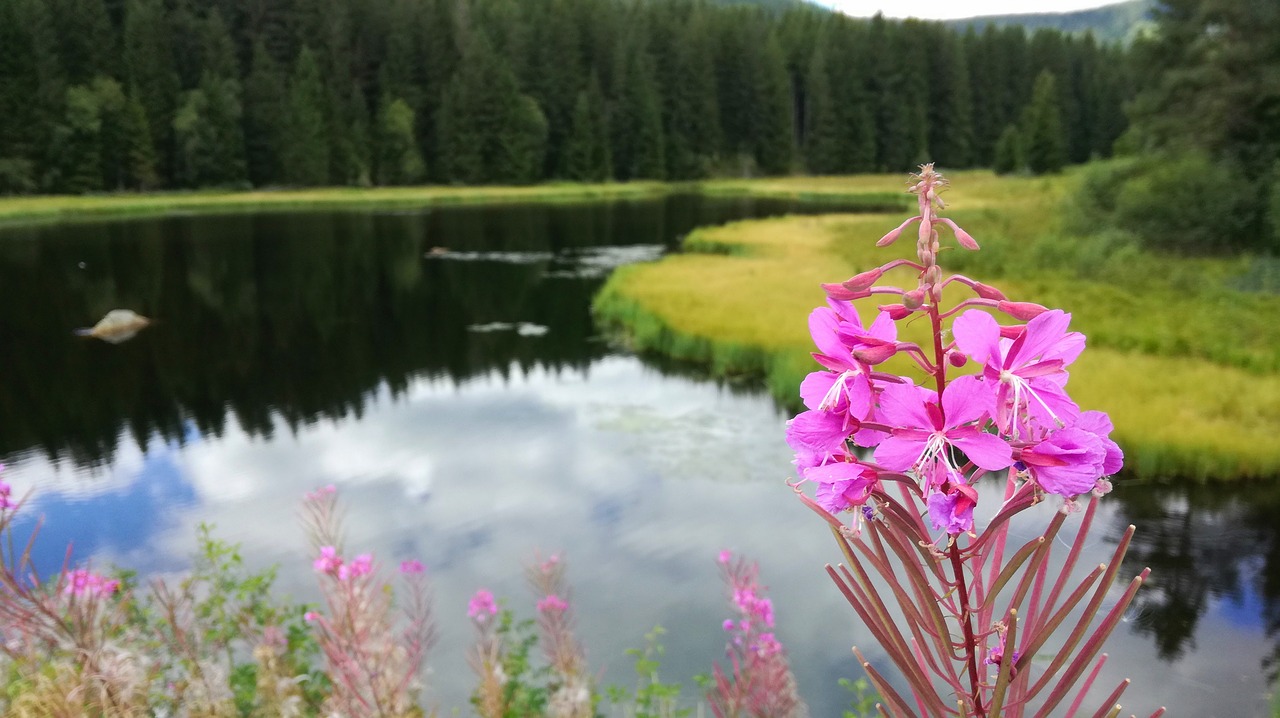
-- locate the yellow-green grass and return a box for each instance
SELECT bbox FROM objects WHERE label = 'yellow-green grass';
[594,171,1280,481]
[0,179,914,228]
[0,182,678,226]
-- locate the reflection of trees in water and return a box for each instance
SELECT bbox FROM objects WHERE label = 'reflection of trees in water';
[1113,481,1280,678]
[0,195,857,470]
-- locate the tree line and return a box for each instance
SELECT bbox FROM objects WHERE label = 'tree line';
[0,0,1135,194]
[1070,0,1280,254]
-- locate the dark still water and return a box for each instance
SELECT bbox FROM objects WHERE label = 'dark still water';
[0,195,1274,716]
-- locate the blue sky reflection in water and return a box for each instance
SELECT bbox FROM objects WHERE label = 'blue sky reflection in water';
[0,197,1275,716]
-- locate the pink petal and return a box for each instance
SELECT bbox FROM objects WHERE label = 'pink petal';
[800,371,837,411]
[873,434,926,471]
[785,410,851,456]
[952,310,1001,366]
[948,430,1014,471]
[1044,331,1086,366]
[868,310,899,343]
[1018,310,1071,363]
[808,307,849,361]
[877,381,935,429]
[942,375,993,428]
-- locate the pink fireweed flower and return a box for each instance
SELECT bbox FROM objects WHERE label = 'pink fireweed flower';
[468,589,497,621]
[1018,411,1124,497]
[313,546,343,575]
[718,550,733,564]
[953,309,1084,438]
[732,588,775,629]
[537,594,569,615]
[63,568,120,597]
[399,559,426,575]
[338,553,374,581]
[927,480,980,534]
[304,484,337,501]
[304,611,321,623]
[873,376,1014,489]
[803,458,877,514]
[804,303,898,421]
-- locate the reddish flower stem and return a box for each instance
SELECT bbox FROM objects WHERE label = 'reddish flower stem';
[924,219,984,713]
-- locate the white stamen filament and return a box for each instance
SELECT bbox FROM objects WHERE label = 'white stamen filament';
[819,370,858,412]
[1000,370,1062,438]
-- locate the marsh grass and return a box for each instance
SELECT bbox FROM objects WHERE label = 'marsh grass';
[0,182,674,226]
[0,180,915,228]
[593,170,1280,480]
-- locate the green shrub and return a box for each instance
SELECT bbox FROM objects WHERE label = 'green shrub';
[1110,152,1252,254]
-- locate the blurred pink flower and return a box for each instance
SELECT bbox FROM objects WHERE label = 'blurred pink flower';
[468,589,497,621]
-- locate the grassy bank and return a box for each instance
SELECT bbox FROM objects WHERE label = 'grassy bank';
[594,170,1280,481]
[0,179,913,227]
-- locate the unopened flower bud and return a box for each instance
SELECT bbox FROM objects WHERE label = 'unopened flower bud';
[937,217,979,250]
[948,351,967,368]
[999,324,1025,340]
[972,282,1006,300]
[876,216,921,247]
[902,289,926,310]
[841,268,884,293]
[997,301,1049,320]
[924,266,942,286]
[853,343,897,365]
[821,283,871,301]
[880,304,913,320]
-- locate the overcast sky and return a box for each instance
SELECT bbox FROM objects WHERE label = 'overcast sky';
[815,0,1127,21]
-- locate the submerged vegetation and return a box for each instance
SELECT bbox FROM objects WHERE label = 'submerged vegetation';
[594,169,1280,481]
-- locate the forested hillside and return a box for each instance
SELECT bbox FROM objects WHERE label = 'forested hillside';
[0,0,1133,193]
[950,1,1154,44]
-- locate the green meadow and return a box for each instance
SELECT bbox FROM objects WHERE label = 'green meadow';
[595,170,1280,481]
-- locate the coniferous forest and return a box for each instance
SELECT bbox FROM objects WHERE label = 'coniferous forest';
[0,0,1134,194]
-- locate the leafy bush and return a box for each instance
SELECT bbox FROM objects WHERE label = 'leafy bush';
[1070,152,1255,254]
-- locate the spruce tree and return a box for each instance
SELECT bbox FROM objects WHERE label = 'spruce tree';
[497,95,548,185]
[374,95,425,186]
[243,41,287,186]
[0,0,42,185]
[563,74,611,182]
[123,0,179,184]
[611,32,665,181]
[1022,70,1066,174]
[54,0,117,84]
[435,30,523,184]
[92,77,129,189]
[121,88,158,188]
[753,34,793,175]
[804,40,840,175]
[993,124,1022,175]
[52,85,104,193]
[172,73,247,187]
[282,47,330,186]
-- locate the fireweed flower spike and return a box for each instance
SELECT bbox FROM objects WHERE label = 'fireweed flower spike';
[790,165,1158,717]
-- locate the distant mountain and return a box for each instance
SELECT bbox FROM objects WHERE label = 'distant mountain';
[948,0,1156,44]
[709,0,818,9]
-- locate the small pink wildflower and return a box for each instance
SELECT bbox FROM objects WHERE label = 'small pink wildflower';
[313,546,342,575]
[468,589,497,621]
[303,611,320,623]
[717,550,733,564]
[304,484,337,501]
[536,594,569,615]
[63,568,120,597]
[399,559,426,574]
[337,553,374,581]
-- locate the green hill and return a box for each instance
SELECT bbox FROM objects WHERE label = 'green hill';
[949,0,1155,44]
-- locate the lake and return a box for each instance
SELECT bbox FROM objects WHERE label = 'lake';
[0,195,1274,716]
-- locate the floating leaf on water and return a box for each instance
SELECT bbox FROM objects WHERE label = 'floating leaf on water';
[73,309,152,344]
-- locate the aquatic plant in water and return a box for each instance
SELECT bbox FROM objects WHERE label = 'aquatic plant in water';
[787,165,1160,717]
